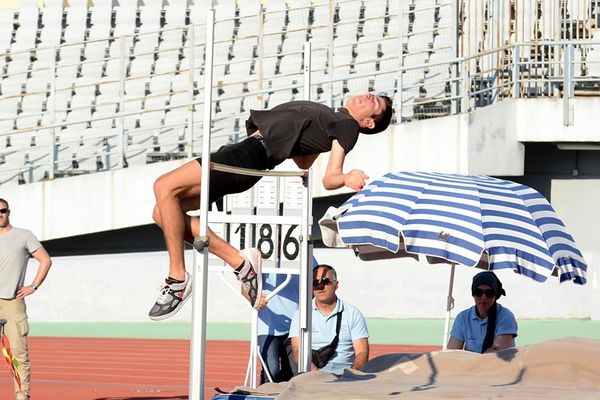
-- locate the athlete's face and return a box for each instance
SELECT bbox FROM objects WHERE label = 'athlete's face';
[344,93,387,130]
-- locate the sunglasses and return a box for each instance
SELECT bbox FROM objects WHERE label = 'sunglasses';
[313,278,335,288]
[0,208,8,214]
[472,288,496,298]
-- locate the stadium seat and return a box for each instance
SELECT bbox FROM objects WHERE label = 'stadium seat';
[278,53,303,75]
[63,5,87,44]
[12,2,38,52]
[263,1,286,37]
[355,41,380,73]
[39,1,64,48]
[287,0,311,31]
[164,4,186,27]
[154,50,179,75]
[139,4,162,33]
[0,9,15,52]
[237,0,261,38]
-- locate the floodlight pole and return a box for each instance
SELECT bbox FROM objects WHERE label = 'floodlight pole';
[189,8,215,400]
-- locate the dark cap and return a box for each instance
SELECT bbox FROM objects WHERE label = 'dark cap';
[359,95,394,135]
[471,271,506,300]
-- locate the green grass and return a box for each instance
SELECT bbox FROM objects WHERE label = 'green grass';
[29,319,600,346]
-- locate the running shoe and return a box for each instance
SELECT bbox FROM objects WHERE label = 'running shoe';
[149,272,192,321]
[238,248,263,309]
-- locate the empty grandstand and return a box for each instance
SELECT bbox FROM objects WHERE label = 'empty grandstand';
[1,0,599,186]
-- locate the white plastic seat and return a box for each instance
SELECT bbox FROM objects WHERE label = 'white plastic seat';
[122,99,143,130]
[139,5,162,34]
[1,76,26,97]
[266,90,293,108]
[12,9,38,51]
[237,0,261,38]
[98,81,122,97]
[281,30,306,54]
[160,28,184,51]
[25,70,51,94]
[355,41,380,73]
[278,53,303,75]
[134,34,160,56]
[0,9,15,51]
[124,78,148,99]
[154,54,179,76]
[59,44,84,65]
[6,52,31,76]
[263,1,286,35]
[84,40,109,62]
[287,0,310,31]
[40,0,63,41]
[113,5,137,37]
[104,58,124,78]
[129,55,154,78]
[149,74,173,96]
[346,77,371,94]
[91,96,117,129]
[373,72,398,93]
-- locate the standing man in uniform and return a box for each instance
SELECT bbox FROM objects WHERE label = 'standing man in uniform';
[0,198,53,400]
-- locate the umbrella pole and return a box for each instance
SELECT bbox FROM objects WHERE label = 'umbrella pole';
[442,263,456,350]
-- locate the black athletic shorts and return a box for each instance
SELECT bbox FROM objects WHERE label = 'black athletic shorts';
[195,136,270,204]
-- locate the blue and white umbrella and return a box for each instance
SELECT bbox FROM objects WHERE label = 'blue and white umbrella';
[319,171,587,347]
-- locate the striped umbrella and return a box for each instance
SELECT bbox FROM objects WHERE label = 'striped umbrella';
[319,172,587,346]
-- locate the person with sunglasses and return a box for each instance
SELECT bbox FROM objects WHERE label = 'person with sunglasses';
[0,198,53,400]
[447,271,518,353]
[149,94,393,321]
[288,264,369,375]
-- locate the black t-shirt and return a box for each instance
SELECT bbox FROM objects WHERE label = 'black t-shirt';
[245,101,360,167]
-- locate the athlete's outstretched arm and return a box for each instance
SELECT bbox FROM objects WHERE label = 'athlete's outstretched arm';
[322,140,368,191]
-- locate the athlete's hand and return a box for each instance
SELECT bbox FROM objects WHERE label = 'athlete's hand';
[343,169,369,191]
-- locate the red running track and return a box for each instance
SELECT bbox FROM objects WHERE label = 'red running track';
[0,337,439,400]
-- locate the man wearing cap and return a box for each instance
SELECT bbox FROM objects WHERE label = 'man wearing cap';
[0,198,53,400]
[149,94,393,321]
[447,271,518,353]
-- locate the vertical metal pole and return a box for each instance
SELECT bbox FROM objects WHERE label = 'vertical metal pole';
[327,0,334,107]
[460,60,468,113]
[189,9,215,400]
[304,42,312,101]
[442,263,456,350]
[296,41,313,374]
[563,44,572,126]
[118,36,126,168]
[298,168,313,373]
[249,308,259,388]
[48,45,57,179]
[512,44,520,98]
[187,24,195,158]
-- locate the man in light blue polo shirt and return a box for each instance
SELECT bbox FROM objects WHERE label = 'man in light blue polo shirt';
[289,264,369,375]
[447,271,518,353]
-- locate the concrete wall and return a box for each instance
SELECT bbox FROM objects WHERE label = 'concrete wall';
[23,247,600,323]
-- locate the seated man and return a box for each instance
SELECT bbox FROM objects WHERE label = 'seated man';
[447,271,518,353]
[289,264,369,375]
